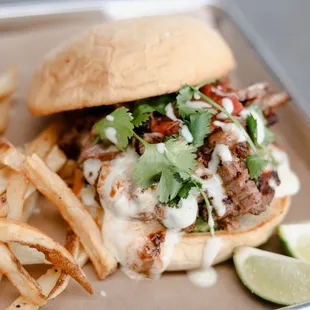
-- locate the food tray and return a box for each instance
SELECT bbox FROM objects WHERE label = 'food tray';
[0,4,309,310]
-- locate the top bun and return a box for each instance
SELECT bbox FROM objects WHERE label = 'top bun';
[28,15,236,116]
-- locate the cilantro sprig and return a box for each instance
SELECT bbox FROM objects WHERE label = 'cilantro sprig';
[132,133,197,202]
[187,85,258,153]
[93,107,134,151]
[186,111,212,147]
[132,94,175,126]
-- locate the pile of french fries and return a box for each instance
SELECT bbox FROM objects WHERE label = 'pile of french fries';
[0,68,17,134]
[0,69,117,308]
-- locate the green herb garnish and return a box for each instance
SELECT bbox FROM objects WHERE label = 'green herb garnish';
[93,107,134,151]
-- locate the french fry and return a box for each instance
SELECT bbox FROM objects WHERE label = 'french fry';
[0,97,12,134]
[21,191,39,223]
[7,232,89,310]
[0,167,8,195]
[49,245,89,300]
[0,67,17,134]
[0,194,8,218]
[7,171,28,220]
[72,168,84,195]
[0,67,18,99]
[48,230,80,298]
[0,242,45,306]
[23,154,117,279]
[45,145,66,173]
[0,138,25,172]
[24,116,66,158]
[0,218,93,294]
[58,159,77,186]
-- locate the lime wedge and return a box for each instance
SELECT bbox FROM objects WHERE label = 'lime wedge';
[234,246,310,305]
[279,223,310,262]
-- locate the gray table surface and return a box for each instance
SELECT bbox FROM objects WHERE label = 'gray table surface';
[227,0,310,121]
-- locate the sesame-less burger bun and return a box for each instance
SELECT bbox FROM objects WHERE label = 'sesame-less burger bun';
[27,15,236,116]
[167,196,290,271]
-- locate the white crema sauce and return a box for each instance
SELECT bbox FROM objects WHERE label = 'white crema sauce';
[187,237,222,287]
[269,146,300,197]
[94,149,183,279]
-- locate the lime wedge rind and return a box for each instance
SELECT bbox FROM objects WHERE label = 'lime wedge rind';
[278,222,310,262]
[234,246,310,306]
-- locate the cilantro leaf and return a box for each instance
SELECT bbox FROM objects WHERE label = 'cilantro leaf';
[177,179,199,199]
[176,85,195,118]
[247,114,258,146]
[187,110,212,147]
[156,169,182,203]
[132,95,175,126]
[132,137,197,203]
[246,154,268,179]
[132,143,168,189]
[93,107,134,150]
[165,138,197,172]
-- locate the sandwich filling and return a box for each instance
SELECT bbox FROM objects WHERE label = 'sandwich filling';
[59,80,299,278]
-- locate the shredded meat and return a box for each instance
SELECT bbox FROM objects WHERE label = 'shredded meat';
[237,83,290,119]
[258,171,280,206]
[260,92,290,116]
[196,141,213,167]
[232,142,248,159]
[207,129,239,148]
[135,132,165,155]
[237,82,270,102]
[214,160,265,227]
[79,143,120,162]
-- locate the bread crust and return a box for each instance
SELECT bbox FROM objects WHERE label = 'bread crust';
[27,15,235,116]
[167,196,290,271]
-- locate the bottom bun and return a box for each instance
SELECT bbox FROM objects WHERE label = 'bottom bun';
[167,196,290,271]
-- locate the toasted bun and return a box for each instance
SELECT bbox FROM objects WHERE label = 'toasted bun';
[167,196,290,271]
[28,15,235,116]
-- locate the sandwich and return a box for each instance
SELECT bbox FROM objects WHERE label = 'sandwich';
[27,15,299,278]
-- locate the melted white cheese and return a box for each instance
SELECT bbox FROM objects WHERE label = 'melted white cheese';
[105,127,118,144]
[79,185,101,219]
[181,125,193,143]
[187,238,222,288]
[156,143,166,154]
[217,98,234,120]
[165,103,178,121]
[83,159,102,185]
[106,115,114,121]
[162,189,199,230]
[185,100,211,109]
[213,120,246,142]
